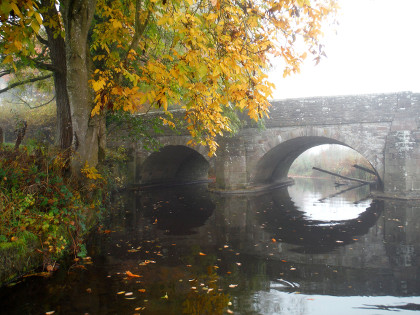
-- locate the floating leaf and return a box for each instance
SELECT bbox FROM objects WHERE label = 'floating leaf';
[126,271,142,278]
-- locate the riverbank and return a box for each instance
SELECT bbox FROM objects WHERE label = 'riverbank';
[0,145,107,286]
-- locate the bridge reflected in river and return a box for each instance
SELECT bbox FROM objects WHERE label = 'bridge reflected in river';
[1,178,420,314]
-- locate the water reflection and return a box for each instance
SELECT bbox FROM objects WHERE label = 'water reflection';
[253,179,382,253]
[138,185,214,235]
[1,179,420,314]
[288,178,372,221]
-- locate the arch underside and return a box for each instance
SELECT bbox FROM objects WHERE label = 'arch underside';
[139,145,210,185]
[251,135,382,187]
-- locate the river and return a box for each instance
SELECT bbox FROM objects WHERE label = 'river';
[1,178,420,314]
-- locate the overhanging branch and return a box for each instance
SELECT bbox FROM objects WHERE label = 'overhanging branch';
[0,69,12,78]
[0,73,53,94]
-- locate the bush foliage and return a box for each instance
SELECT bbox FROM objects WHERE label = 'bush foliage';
[0,145,104,266]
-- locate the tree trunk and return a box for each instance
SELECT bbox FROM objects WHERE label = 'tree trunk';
[41,0,73,150]
[61,0,100,177]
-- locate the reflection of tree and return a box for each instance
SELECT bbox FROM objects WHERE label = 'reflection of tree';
[182,266,230,315]
[289,178,371,203]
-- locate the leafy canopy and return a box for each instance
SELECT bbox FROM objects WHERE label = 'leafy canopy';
[1,0,337,155]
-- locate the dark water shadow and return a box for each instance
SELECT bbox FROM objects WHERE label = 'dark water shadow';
[136,184,215,235]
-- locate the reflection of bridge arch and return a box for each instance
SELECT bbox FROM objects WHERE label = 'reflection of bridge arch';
[249,128,385,188]
[256,187,383,253]
[138,145,210,186]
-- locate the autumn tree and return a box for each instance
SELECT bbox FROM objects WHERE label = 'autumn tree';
[0,0,337,177]
[0,0,72,150]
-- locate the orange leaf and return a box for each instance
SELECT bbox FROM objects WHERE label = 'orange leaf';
[199,252,207,256]
[126,271,142,278]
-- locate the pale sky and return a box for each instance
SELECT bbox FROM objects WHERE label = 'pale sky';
[269,0,420,99]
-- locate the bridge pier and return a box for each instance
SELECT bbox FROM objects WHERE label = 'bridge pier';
[214,137,248,190]
[384,129,420,197]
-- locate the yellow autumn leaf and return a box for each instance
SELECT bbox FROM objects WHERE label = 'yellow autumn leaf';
[31,20,40,34]
[10,3,23,19]
[34,12,43,26]
[91,79,106,92]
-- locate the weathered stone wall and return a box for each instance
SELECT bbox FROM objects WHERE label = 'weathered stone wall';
[266,92,408,127]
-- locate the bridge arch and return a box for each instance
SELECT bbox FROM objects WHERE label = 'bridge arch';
[248,126,385,188]
[138,145,210,186]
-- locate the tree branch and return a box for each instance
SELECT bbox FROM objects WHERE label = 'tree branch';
[32,59,57,72]
[0,74,53,94]
[36,34,49,46]
[128,1,151,54]
[0,69,12,78]
[17,93,56,109]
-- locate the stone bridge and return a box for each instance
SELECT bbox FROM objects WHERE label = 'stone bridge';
[127,91,420,198]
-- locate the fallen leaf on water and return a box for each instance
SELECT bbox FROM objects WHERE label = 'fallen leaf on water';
[199,252,207,256]
[138,289,146,293]
[23,272,51,278]
[161,292,168,299]
[290,267,296,271]
[126,271,142,278]
[229,284,238,288]
[117,291,126,295]
[335,240,343,243]
[227,309,234,314]
[271,238,277,243]
[45,311,55,315]
[125,292,133,296]
[103,230,112,234]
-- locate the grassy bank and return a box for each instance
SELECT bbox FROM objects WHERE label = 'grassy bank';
[0,144,107,286]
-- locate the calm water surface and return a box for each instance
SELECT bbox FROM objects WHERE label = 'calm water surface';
[1,178,420,314]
